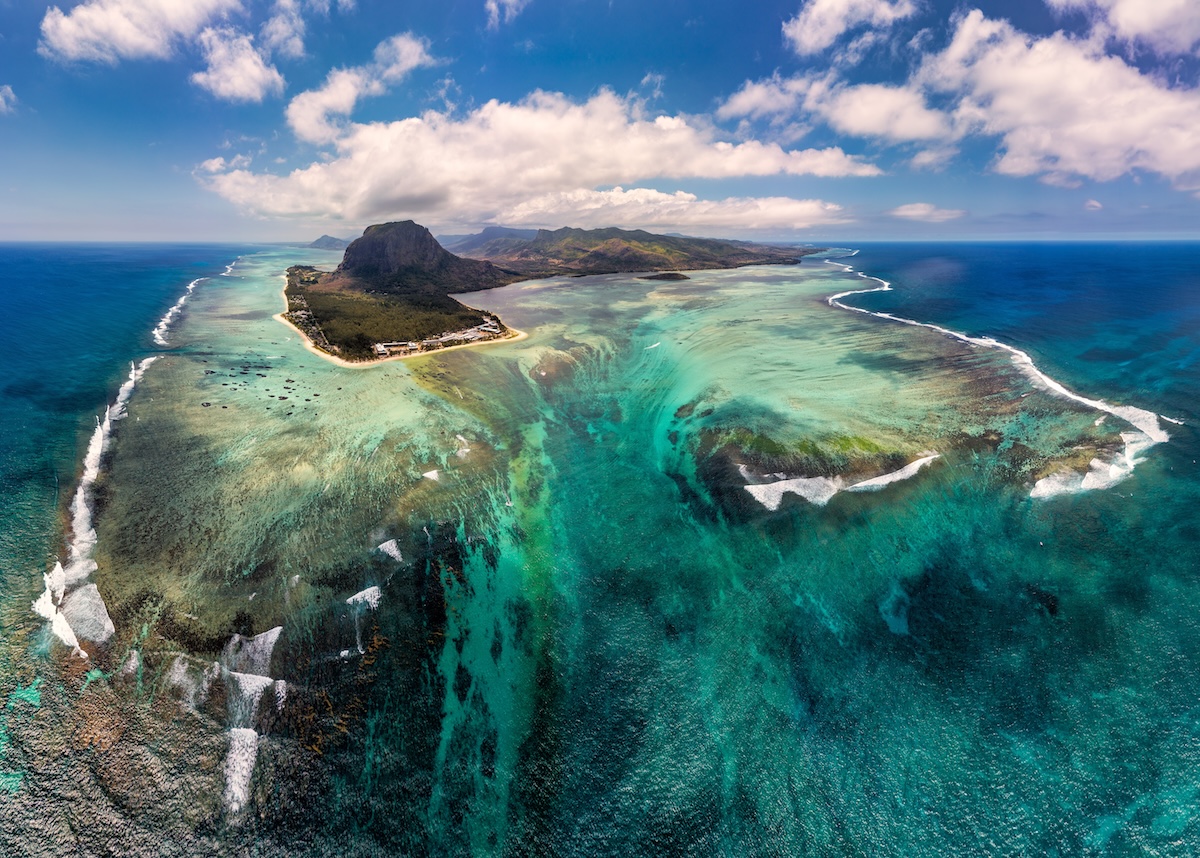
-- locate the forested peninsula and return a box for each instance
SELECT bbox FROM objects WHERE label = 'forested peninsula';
[284,220,821,362]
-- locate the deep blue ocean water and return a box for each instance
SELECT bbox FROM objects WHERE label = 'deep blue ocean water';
[845,243,1200,423]
[0,244,253,618]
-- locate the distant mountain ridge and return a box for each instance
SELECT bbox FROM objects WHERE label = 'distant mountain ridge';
[449,225,816,276]
[438,226,539,256]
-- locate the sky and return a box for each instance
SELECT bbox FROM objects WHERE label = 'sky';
[1,0,1200,241]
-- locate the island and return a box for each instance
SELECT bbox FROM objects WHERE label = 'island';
[638,272,690,281]
[285,220,822,364]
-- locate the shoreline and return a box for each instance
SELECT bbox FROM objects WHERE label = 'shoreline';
[273,279,527,369]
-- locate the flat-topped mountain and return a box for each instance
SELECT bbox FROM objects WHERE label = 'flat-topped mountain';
[334,220,518,294]
[452,225,817,276]
[284,221,523,360]
[285,220,822,362]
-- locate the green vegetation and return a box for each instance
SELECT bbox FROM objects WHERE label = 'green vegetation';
[461,226,820,276]
[285,267,488,360]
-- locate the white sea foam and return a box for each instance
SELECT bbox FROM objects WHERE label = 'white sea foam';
[60,584,116,643]
[347,586,382,611]
[825,261,1168,498]
[743,454,941,510]
[31,582,82,656]
[226,671,274,728]
[222,626,282,677]
[167,656,220,710]
[745,476,844,510]
[347,586,383,654]
[847,454,940,492]
[224,728,258,814]
[645,342,661,350]
[32,357,160,654]
[151,278,204,346]
[377,539,404,562]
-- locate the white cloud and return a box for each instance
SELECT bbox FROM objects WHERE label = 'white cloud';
[287,68,373,143]
[191,27,284,103]
[503,188,849,231]
[374,32,436,81]
[205,88,877,228]
[641,72,665,100]
[198,154,251,172]
[811,80,952,141]
[262,0,305,59]
[889,202,965,222]
[909,147,957,170]
[718,74,809,121]
[720,73,952,143]
[918,10,1200,188]
[39,0,241,62]
[0,85,16,115]
[1084,198,1103,210]
[286,33,435,144]
[783,0,917,56]
[486,0,531,30]
[1045,0,1200,55]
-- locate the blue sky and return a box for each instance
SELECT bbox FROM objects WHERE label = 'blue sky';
[2,0,1199,240]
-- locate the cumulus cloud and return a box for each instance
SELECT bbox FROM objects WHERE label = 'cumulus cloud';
[286,33,435,144]
[191,28,284,102]
[39,0,241,62]
[889,202,965,222]
[204,88,875,229]
[1045,0,1200,55]
[918,10,1200,188]
[262,0,306,59]
[0,85,16,115]
[731,9,1200,193]
[486,0,531,30]
[720,73,952,143]
[783,0,917,56]
[504,188,849,231]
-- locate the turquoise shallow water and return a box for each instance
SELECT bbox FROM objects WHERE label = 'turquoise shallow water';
[3,243,1200,855]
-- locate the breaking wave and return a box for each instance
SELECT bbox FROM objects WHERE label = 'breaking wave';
[824,260,1173,498]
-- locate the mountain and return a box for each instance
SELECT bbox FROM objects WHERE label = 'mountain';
[285,220,822,362]
[284,221,523,360]
[308,234,351,250]
[454,226,816,276]
[439,226,540,256]
[333,221,518,294]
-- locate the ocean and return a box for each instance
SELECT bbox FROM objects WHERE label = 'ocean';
[1,241,1198,855]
